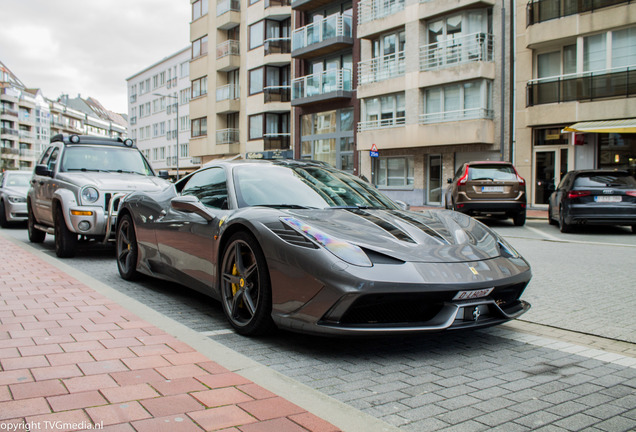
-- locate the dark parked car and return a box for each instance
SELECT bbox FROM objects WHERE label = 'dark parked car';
[445,161,527,226]
[0,170,31,227]
[548,169,636,233]
[115,159,531,337]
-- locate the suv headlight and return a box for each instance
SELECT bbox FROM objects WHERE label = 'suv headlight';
[7,196,26,204]
[81,187,100,204]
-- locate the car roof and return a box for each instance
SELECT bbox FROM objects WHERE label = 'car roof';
[466,160,514,166]
[204,158,331,169]
[50,134,136,148]
[570,169,631,175]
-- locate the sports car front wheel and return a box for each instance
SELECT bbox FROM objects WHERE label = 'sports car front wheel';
[116,214,139,281]
[220,232,274,336]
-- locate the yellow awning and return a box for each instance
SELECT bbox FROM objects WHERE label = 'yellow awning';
[562,119,636,134]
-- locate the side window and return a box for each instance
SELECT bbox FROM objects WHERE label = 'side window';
[38,146,54,165]
[557,173,569,189]
[47,147,61,171]
[180,167,229,209]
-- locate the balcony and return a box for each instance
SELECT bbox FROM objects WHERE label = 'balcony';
[264,133,291,150]
[291,0,337,12]
[358,52,405,85]
[216,40,240,72]
[527,0,630,26]
[217,0,240,29]
[419,107,494,124]
[265,0,291,7]
[216,128,240,144]
[526,66,636,106]
[358,0,405,25]
[216,84,240,113]
[1,127,19,137]
[264,37,291,56]
[357,116,405,132]
[0,147,20,155]
[420,33,493,71]
[291,69,353,106]
[264,86,291,103]
[0,106,18,117]
[292,14,352,59]
[19,130,34,140]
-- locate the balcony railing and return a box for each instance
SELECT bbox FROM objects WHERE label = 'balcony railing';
[418,107,494,124]
[19,149,35,157]
[1,128,19,136]
[0,147,20,155]
[358,51,405,85]
[358,0,405,25]
[292,14,352,51]
[216,40,240,59]
[420,33,493,71]
[265,0,290,7]
[526,66,636,106]
[264,86,291,102]
[527,0,630,26]
[264,37,291,55]
[292,69,352,100]
[216,128,240,144]
[357,116,406,132]
[264,133,291,151]
[216,84,240,101]
[19,131,33,140]
[0,106,18,117]
[217,0,240,16]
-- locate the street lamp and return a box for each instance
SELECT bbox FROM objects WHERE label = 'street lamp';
[153,92,180,180]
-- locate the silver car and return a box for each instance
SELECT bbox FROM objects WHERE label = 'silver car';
[0,170,31,227]
[27,134,171,258]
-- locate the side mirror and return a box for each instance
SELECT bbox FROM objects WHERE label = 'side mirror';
[158,170,170,180]
[395,200,410,211]
[35,164,52,177]
[446,178,453,184]
[170,195,214,221]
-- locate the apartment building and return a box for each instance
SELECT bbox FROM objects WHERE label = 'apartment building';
[188,0,293,163]
[516,0,636,207]
[127,47,199,178]
[355,0,513,206]
[1,62,50,170]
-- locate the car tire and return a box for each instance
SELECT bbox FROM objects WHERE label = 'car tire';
[513,211,526,226]
[631,225,636,234]
[0,200,8,228]
[27,203,46,243]
[220,231,275,336]
[547,204,557,225]
[116,214,140,280]
[54,206,77,258]
[559,206,571,234]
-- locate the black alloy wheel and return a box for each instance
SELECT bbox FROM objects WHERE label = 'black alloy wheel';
[0,200,7,228]
[558,205,571,233]
[27,203,46,243]
[220,232,274,336]
[116,214,139,280]
[54,206,77,258]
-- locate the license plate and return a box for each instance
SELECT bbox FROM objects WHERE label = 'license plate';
[453,287,494,301]
[482,186,504,193]
[594,196,621,203]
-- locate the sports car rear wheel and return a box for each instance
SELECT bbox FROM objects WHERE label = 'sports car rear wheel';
[220,232,274,336]
[116,214,139,280]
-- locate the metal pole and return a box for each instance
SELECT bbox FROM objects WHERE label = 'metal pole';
[175,96,179,180]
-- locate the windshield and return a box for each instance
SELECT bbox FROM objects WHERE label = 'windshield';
[233,163,399,210]
[574,172,636,187]
[61,145,153,176]
[468,165,517,181]
[5,172,31,187]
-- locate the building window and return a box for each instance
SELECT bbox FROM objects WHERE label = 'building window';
[421,80,492,123]
[249,115,263,140]
[180,143,189,157]
[180,61,190,78]
[249,21,264,50]
[191,76,208,98]
[191,117,208,137]
[180,88,191,105]
[300,108,354,172]
[361,93,405,129]
[374,157,414,188]
[192,35,209,58]
[249,68,264,95]
[192,0,208,20]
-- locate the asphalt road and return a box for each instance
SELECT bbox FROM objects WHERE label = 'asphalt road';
[2,217,635,432]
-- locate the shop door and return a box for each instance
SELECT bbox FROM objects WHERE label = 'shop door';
[428,154,442,204]
[533,148,568,205]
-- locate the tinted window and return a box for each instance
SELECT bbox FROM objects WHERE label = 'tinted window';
[233,163,399,209]
[61,146,153,175]
[468,164,516,181]
[181,167,229,209]
[574,172,636,187]
[47,148,60,171]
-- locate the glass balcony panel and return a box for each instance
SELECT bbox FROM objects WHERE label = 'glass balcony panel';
[216,128,240,144]
[291,14,352,52]
[358,51,405,85]
[527,0,631,25]
[291,69,352,100]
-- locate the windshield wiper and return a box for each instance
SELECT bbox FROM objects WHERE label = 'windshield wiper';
[256,204,317,209]
[65,168,107,172]
[329,205,384,210]
[114,170,145,175]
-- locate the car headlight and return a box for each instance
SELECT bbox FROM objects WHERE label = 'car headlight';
[81,187,99,204]
[497,236,520,258]
[281,216,372,267]
[7,196,26,203]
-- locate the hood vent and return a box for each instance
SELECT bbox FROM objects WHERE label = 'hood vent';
[348,210,415,243]
[266,222,318,249]
[392,211,450,245]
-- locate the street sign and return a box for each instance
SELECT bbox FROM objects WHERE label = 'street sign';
[371,144,378,152]
[370,144,379,157]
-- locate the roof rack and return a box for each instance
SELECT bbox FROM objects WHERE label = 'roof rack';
[50,134,135,148]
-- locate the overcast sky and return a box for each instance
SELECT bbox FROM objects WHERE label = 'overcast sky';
[1,0,191,114]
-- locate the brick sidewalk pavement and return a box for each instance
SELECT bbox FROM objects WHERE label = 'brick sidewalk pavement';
[0,236,340,432]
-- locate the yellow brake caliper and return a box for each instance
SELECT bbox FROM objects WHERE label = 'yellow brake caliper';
[231,263,245,309]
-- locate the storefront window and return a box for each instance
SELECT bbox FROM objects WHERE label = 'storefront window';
[598,133,636,177]
[300,109,354,172]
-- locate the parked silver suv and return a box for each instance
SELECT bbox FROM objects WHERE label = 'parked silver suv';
[27,134,171,257]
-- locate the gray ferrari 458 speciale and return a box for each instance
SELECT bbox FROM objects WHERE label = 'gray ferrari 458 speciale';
[115,159,531,336]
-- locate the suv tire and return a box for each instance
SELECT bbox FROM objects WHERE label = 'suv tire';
[513,211,526,226]
[27,204,46,243]
[55,206,77,258]
[0,200,8,228]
